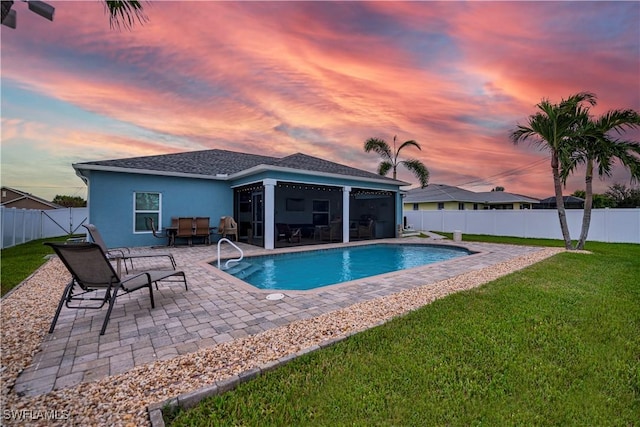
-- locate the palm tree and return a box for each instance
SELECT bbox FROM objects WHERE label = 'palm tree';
[364,135,429,188]
[510,92,596,249]
[562,108,640,249]
[104,0,147,30]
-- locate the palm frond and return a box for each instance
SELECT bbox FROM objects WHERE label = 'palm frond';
[378,161,393,177]
[364,138,392,161]
[104,0,148,30]
[401,159,430,188]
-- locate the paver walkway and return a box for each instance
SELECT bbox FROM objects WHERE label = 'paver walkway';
[13,238,546,396]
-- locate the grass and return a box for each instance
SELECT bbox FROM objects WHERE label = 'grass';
[166,238,640,426]
[0,235,74,296]
[432,232,569,247]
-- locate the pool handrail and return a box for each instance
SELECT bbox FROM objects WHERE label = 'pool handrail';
[217,238,244,270]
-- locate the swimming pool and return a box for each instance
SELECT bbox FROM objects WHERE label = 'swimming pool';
[214,244,473,291]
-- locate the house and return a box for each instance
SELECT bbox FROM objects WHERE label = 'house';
[73,149,409,249]
[403,184,539,211]
[1,186,62,210]
[533,195,585,209]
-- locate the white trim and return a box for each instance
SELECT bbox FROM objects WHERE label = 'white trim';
[263,180,275,250]
[74,164,229,181]
[342,186,351,242]
[74,163,408,187]
[132,191,162,234]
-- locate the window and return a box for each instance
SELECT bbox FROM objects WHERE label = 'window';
[412,203,419,211]
[134,192,161,232]
[437,202,444,210]
[458,202,465,210]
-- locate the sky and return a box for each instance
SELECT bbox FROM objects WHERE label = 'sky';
[1,1,639,201]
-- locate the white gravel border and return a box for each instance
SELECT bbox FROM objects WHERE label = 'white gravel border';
[1,246,564,426]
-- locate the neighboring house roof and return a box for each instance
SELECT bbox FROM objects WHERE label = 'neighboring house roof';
[1,186,62,210]
[473,191,540,204]
[403,184,539,204]
[73,149,408,186]
[536,196,585,208]
[538,196,585,204]
[403,184,479,203]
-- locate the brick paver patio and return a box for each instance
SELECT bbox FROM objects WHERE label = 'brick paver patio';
[13,237,547,397]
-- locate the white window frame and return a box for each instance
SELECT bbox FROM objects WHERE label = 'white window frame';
[133,192,162,234]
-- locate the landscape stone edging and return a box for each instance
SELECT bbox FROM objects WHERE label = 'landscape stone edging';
[0,256,54,300]
[147,333,353,426]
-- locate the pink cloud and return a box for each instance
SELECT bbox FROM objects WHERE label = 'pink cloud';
[1,2,637,200]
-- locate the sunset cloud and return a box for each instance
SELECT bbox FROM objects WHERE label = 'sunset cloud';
[1,1,638,200]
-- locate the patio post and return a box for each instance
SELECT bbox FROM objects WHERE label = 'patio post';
[342,186,351,243]
[263,179,276,249]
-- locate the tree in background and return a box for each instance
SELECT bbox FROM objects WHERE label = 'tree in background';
[562,105,640,249]
[491,186,505,192]
[52,195,87,207]
[364,135,430,188]
[605,184,640,208]
[571,190,615,209]
[510,92,596,249]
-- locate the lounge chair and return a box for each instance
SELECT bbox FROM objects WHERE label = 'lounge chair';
[83,224,176,273]
[218,216,238,241]
[45,242,187,335]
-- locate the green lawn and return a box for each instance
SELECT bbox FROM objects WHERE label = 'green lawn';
[0,235,73,296]
[166,238,640,426]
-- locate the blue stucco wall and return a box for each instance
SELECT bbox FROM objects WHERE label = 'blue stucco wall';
[86,171,232,248]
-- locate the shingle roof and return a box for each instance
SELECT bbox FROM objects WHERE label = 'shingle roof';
[76,149,278,176]
[404,184,539,204]
[403,184,479,203]
[272,153,389,180]
[474,191,539,204]
[1,186,63,209]
[74,149,404,184]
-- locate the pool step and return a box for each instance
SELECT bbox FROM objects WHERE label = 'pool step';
[222,261,261,279]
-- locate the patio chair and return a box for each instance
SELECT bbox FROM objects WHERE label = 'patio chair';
[320,220,342,242]
[45,242,187,335]
[83,224,176,273]
[193,217,211,245]
[144,217,172,247]
[358,219,374,239]
[276,223,301,243]
[176,217,195,246]
[218,216,238,241]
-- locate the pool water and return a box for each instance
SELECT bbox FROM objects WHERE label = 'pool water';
[215,244,472,291]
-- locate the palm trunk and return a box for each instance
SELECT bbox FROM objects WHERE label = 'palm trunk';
[577,159,594,250]
[551,153,573,249]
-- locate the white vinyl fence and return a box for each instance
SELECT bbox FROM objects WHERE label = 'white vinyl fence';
[404,208,640,244]
[0,206,88,249]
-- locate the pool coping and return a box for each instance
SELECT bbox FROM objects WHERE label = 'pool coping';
[203,239,486,295]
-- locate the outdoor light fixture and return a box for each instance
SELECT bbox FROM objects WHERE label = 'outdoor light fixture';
[2,8,16,28]
[1,0,54,29]
[27,0,53,21]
